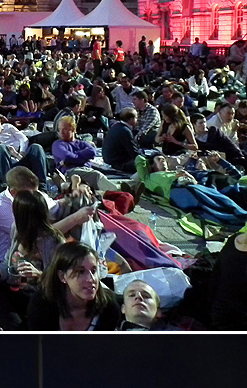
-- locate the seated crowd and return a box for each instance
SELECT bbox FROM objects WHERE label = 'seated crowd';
[1,37,247,331]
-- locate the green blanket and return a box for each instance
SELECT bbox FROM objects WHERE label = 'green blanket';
[141,192,228,238]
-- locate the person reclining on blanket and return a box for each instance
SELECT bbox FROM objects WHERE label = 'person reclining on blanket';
[119,280,179,331]
[135,152,247,226]
[183,151,247,211]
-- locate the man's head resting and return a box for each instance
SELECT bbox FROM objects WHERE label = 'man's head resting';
[121,280,161,329]
[147,152,168,172]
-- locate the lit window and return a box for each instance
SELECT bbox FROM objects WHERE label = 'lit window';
[212,5,219,40]
[236,3,243,38]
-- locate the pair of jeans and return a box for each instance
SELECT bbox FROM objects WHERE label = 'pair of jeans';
[0,143,47,191]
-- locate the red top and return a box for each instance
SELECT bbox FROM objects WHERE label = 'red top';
[114,47,125,62]
[93,40,102,60]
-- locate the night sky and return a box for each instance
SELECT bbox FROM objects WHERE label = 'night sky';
[0,334,247,388]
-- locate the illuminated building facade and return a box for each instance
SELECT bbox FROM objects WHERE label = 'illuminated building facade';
[138,0,247,45]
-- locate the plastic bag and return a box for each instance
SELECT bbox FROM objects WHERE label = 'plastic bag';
[80,217,98,249]
[96,232,117,279]
[113,267,191,309]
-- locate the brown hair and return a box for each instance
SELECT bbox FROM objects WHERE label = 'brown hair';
[6,166,39,192]
[41,241,112,318]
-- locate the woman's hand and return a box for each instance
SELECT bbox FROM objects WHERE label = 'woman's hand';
[17,261,42,278]
[155,135,165,144]
[165,134,181,145]
[74,206,96,225]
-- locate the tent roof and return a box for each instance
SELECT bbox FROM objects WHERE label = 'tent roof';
[72,0,158,28]
[29,0,84,28]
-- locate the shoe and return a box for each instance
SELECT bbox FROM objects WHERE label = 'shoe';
[121,181,145,205]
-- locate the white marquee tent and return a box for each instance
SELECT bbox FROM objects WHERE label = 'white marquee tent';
[29,0,160,52]
[29,0,84,28]
[71,0,160,52]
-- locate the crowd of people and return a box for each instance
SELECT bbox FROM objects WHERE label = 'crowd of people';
[0,32,247,331]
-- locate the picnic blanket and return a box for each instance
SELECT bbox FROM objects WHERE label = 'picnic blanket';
[99,210,182,270]
[142,191,238,238]
[171,184,247,227]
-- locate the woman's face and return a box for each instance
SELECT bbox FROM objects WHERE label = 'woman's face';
[62,253,99,303]
[97,87,104,98]
[20,88,28,96]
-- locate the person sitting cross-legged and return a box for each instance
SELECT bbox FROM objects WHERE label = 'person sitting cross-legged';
[133,90,161,149]
[102,107,142,173]
[155,104,198,156]
[52,116,119,192]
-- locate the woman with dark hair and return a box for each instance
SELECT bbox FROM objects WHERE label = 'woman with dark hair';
[188,69,209,108]
[86,84,113,117]
[16,84,37,114]
[27,242,121,331]
[103,68,117,86]
[6,190,65,280]
[32,76,56,111]
[155,103,198,155]
[0,190,65,330]
[11,62,23,81]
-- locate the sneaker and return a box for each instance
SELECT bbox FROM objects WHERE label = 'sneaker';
[121,181,145,205]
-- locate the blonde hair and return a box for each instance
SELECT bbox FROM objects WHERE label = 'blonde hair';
[58,116,76,132]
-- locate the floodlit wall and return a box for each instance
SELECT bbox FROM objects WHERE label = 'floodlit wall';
[0,12,51,44]
[138,0,247,45]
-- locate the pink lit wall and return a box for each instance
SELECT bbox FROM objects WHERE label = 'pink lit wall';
[138,0,247,45]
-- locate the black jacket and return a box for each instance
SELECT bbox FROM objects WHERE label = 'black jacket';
[102,121,140,169]
[27,288,121,331]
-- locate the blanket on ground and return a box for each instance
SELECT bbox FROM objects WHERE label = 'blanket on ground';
[99,210,181,271]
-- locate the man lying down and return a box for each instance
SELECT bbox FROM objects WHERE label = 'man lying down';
[135,151,247,227]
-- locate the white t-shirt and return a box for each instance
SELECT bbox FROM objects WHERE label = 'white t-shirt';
[0,123,29,153]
